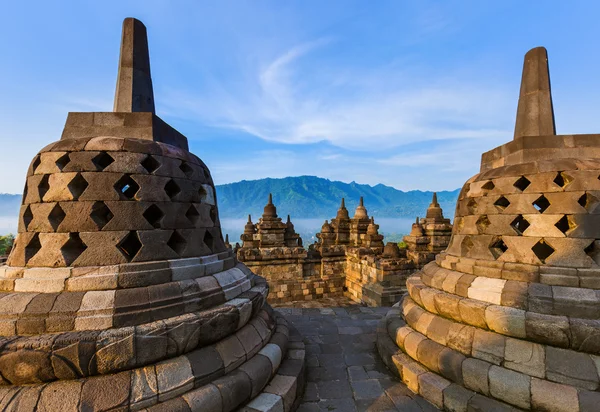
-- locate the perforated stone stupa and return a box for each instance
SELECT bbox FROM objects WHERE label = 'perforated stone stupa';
[377,46,600,411]
[0,18,305,411]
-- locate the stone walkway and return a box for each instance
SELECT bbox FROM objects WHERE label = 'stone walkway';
[274,306,438,412]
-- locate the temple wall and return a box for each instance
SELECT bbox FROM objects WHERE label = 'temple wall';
[244,256,345,305]
[344,251,415,306]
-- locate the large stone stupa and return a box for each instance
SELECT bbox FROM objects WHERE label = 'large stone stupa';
[378,47,600,411]
[0,18,304,411]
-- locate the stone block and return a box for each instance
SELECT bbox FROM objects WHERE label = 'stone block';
[546,346,599,390]
[443,383,474,412]
[472,329,505,365]
[155,355,194,401]
[216,334,247,373]
[182,384,223,412]
[259,343,283,374]
[570,318,600,353]
[37,380,83,412]
[458,299,488,329]
[504,337,545,378]
[488,365,530,409]
[484,305,526,338]
[130,366,159,409]
[213,370,252,411]
[402,359,428,393]
[418,372,451,409]
[447,324,475,356]
[462,358,491,395]
[265,374,297,411]
[239,354,273,398]
[467,277,506,305]
[404,331,427,360]
[426,315,452,346]
[242,393,284,412]
[438,347,466,385]
[80,372,130,411]
[417,339,445,373]
[434,293,462,321]
[525,312,570,347]
[531,378,579,412]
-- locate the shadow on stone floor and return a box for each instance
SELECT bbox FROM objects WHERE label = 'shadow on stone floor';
[275,307,439,412]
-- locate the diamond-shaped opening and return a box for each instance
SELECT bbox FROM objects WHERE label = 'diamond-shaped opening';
[55,153,70,171]
[141,155,160,174]
[476,215,490,234]
[209,206,217,224]
[90,201,114,230]
[167,230,187,256]
[460,236,474,255]
[31,155,41,174]
[68,173,89,200]
[203,167,210,179]
[38,174,50,200]
[204,230,214,252]
[554,215,576,236]
[48,203,66,232]
[510,215,530,235]
[185,205,200,225]
[179,162,193,178]
[553,171,573,189]
[585,241,600,264]
[92,152,115,171]
[143,204,164,228]
[198,185,207,201]
[25,233,42,264]
[494,195,510,211]
[532,195,550,213]
[61,233,87,266]
[532,239,555,263]
[164,179,181,200]
[466,198,477,215]
[489,237,508,259]
[22,183,28,205]
[482,181,495,191]
[114,175,140,200]
[117,231,142,262]
[578,192,598,212]
[23,206,33,231]
[513,176,531,192]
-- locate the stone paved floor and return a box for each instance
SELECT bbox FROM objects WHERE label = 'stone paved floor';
[271,296,357,308]
[275,306,439,412]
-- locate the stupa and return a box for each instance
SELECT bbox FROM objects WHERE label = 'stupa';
[0,18,305,411]
[378,47,600,411]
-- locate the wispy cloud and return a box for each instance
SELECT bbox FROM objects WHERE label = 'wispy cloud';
[163,37,514,152]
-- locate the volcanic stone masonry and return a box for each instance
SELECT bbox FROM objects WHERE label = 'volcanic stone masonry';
[0,18,305,411]
[236,195,452,306]
[377,46,600,411]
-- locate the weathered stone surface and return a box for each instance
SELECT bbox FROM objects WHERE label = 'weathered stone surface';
[531,378,579,412]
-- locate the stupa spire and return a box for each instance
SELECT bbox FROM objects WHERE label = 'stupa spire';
[113,18,155,113]
[513,46,555,139]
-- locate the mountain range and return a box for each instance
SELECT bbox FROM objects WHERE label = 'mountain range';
[0,176,460,224]
[216,176,459,219]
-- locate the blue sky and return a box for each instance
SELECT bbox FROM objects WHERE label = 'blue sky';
[1,1,600,194]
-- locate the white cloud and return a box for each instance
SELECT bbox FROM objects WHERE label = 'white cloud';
[162,38,515,152]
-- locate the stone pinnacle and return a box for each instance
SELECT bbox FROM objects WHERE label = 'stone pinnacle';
[513,46,556,139]
[113,18,156,113]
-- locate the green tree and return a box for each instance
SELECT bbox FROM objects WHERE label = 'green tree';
[0,234,15,255]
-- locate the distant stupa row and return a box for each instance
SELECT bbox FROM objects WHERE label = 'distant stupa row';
[0,18,304,411]
[378,47,600,411]
[236,193,453,306]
